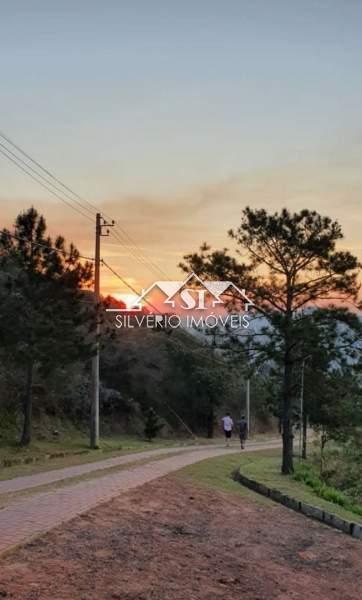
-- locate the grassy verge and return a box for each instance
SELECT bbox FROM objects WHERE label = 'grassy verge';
[0,431,178,458]
[233,449,362,524]
[178,450,362,525]
[0,430,279,481]
[177,452,270,503]
[294,462,362,518]
[0,433,195,481]
[0,450,186,509]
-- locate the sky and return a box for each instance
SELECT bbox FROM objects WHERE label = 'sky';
[1,0,362,297]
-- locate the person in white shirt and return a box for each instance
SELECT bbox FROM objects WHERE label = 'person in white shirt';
[221,412,234,447]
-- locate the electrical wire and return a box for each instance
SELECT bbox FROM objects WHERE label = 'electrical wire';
[0,146,94,223]
[102,259,161,314]
[0,140,95,217]
[109,229,167,280]
[0,131,170,279]
[0,129,99,216]
[2,231,95,262]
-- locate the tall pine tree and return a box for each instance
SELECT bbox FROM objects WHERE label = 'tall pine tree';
[181,208,360,473]
[0,208,94,445]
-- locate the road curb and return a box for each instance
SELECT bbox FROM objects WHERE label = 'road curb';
[232,469,362,541]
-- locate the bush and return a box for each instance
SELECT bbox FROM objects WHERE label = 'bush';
[294,462,362,517]
[144,407,163,442]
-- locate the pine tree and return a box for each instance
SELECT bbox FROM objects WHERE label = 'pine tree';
[0,207,94,445]
[144,407,163,441]
[180,208,360,473]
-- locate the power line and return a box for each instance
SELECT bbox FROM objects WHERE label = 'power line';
[113,224,168,279]
[101,262,237,370]
[0,130,170,450]
[102,259,161,314]
[0,130,99,216]
[0,131,170,279]
[0,146,94,223]
[0,139,166,282]
[0,140,95,217]
[109,229,167,280]
[109,224,168,279]
[2,231,95,261]
[111,228,168,277]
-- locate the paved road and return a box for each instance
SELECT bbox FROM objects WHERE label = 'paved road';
[0,441,280,555]
[0,445,204,494]
[0,440,281,495]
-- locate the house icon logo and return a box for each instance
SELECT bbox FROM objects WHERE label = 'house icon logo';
[106,272,254,314]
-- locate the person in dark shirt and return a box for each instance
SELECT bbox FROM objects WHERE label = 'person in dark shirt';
[238,416,248,449]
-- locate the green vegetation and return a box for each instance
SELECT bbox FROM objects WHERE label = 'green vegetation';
[144,407,164,441]
[182,450,362,524]
[0,449,187,509]
[0,429,192,481]
[178,452,268,502]
[181,207,361,474]
[0,208,94,446]
[293,462,362,517]
[233,450,362,523]
[1,206,360,488]
[1,209,275,452]
[298,435,362,506]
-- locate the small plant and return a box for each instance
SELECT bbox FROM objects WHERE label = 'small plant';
[293,462,362,517]
[144,407,163,442]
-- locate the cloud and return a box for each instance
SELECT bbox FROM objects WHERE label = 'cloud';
[100,158,362,261]
[1,153,362,293]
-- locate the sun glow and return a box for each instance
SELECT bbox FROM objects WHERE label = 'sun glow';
[113,293,140,308]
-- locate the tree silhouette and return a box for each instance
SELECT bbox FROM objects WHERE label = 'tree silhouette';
[180,207,360,473]
[0,207,94,445]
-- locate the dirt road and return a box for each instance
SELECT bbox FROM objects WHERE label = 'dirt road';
[0,441,281,495]
[0,475,360,600]
[0,442,280,555]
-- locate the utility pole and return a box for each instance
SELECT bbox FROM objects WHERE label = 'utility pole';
[299,359,305,459]
[90,212,114,449]
[246,378,251,434]
[299,355,311,459]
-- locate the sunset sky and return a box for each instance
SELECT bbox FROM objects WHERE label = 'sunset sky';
[1,1,362,298]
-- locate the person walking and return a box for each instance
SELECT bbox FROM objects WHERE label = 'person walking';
[221,412,234,447]
[238,415,248,449]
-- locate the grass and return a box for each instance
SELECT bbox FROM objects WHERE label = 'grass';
[0,450,186,510]
[293,462,362,517]
[234,449,362,523]
[0,425,279,481]
[0,431,196,481]
[0,431,173,458]
[179,449,362,524]
[177,452,271,503]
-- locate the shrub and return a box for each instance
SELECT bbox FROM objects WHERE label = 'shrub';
[294,462,362,517]
[144,407,163,442]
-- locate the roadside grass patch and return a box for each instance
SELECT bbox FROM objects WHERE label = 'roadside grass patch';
[0,433,192,481]
[177,453,271,503]
[294,462,362,518]
[179,449,362,524]
[237,450,362,524]
[0,450,187,510]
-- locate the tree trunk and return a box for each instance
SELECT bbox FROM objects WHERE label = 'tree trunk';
[320,431,328,478]
[20,360,33,446]
[282,312,294,474]
[302,412,308,459]
[206,408,214,439]
[282,417,294,474]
